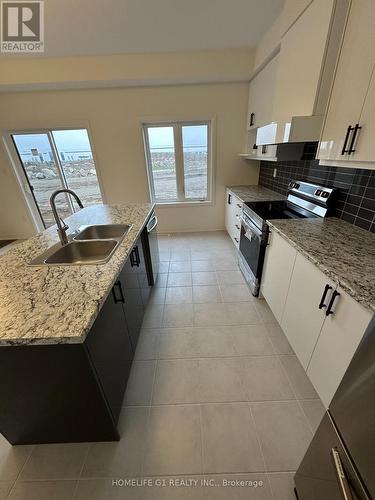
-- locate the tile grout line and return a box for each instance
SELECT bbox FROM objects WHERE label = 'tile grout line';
[5,444,35,499]
[71,443,93,500]
[198,405,205,476]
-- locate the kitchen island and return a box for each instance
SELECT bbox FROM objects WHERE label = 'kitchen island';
[0,203,156,444]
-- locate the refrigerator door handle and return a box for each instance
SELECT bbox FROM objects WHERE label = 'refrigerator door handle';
[331,448,354,500]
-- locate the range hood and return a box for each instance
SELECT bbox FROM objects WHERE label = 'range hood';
[256,115,323,146]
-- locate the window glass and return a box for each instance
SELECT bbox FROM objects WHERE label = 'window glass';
[182,124,208,200]
[147,126,177,201]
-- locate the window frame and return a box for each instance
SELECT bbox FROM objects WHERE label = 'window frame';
[2,125,105,233]
[142,119,214,206]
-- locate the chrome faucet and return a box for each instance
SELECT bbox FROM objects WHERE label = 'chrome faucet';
[50,189,84,245]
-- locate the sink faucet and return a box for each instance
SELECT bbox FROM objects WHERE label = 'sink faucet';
[50,189,84,245]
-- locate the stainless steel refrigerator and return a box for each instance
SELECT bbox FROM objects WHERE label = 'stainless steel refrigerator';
[295,314,375,499]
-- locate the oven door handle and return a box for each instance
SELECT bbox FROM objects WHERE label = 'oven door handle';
[241,216,263,238]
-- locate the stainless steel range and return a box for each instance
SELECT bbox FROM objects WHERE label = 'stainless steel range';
[238,181,337,296]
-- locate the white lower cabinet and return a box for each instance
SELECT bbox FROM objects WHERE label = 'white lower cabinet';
[281,253,336,370]
[260,231,297,323]
[307,288,372,408]
[262,232,372,409]
[225,190,242,248]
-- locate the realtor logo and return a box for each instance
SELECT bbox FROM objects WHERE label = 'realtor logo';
[1,1,44,52]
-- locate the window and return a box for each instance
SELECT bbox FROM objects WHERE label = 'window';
[143,121,212,203]
[10,128,102,228]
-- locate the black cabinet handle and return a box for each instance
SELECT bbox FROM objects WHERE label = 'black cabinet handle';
[228,193,232,205]
[234,237,239,243]
[236,203,242,209]
[319,284,333,309]
[113,281,125,303]
[235,224,240,230]
[130,247,140,267]
[341,125,354,155]
[348,123,362,154]
[250,112,255,127]
[326,290,340,316]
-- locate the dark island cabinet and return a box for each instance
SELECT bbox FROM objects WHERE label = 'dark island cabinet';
[0,230,153,445]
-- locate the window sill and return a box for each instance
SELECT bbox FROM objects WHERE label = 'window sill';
[154,200,213,208]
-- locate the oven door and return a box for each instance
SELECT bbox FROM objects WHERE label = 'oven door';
[239,214,266,296]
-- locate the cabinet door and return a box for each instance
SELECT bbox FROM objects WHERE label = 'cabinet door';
[118,238,147,351]
[281,253,336,370]
[272,0,335,125]
[225,191,241,247]
[85,288,133,424]
[260,231,297,323]
[318,0,375,161]
[247,54,279,130]
[307,287,372,408]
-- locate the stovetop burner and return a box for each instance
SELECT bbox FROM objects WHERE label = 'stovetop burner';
[244,200,319,221]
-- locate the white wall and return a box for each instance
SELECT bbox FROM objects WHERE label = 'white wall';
[0,82,259,237]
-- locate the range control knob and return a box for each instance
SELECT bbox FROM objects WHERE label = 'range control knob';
[295,183,300,189]
[315,189,322,196]
[321,191,329,198]
[289,181,296,189]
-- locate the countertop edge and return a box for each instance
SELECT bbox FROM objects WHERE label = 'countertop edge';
[267,220,375,314]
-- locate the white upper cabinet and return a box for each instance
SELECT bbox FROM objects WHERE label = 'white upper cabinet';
[272,0,335,126]
[247,54,279,131]
[318,0,375,164]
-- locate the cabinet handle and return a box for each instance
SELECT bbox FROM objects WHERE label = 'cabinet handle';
[130,247,140,267]
[113,281,125,303]
[250,112,255,127]
[341,125,354,155]
[348,123,362,154]
[235,224,240,230]
[331,448,353,500]
[228,193,232,205]
[236,203,242,208]
[318,284,333,309]
[326,290,340,316]
[234,237,239,243]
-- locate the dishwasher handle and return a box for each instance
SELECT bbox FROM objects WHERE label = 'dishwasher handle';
[331,448,354,500]
[147,214,158,233]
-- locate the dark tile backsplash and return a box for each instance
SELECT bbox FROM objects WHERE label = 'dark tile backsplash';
[259,160,375,233]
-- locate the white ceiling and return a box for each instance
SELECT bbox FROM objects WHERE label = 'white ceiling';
[3,0,284,58]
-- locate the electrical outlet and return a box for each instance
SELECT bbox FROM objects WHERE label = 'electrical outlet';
[273,168,277,178]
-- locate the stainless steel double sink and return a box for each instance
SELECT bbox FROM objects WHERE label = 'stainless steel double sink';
[29,224,132,266]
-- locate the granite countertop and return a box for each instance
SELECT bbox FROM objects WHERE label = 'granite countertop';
[227,185,286,203]
[267,218,375,313]
[0,203,154,346]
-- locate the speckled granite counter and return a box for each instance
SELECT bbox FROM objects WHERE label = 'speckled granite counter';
[227,185,286,203]
[0,203,154,346]
[267,218,375,313]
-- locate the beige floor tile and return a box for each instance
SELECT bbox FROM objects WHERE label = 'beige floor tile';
[123,360,156,406]
[19,443,89,480]
[171,250,191,262]
[251,401,312,472]
[196,474,272,499]
[0,436,32,481]
[224,303,262,325]
[8,480,76,500]
[74,478,139,499]
[190,250,211,261]
[213,258,239,271]
[299,399,325,434]
[163,304,194,327]
[165,287,193,304]
[243,357,295,401]
[152,359,200,404]
[142,304,164,328]
[134,332,160,360]
[158,261,170,273]
[267,472,296,500]
[155,274,168,288]
[230,325,275,356]
[0,481,13,500]
[191,260,215,272]
[221,284,253,302]
[167,273,192,287]
[216,270,246,286]
[157,330,197,359]
[82,407,148,478]
[253,300,277,324]
[143,405,202,475]
[140,478,191,499]
[192,272,218,286]
[194,303,229,326]
[279,356,318,399]
[201,403,265,474]
[148,287,166,305]
[264,323,293,355]
[169,261,192,273]
[193,286,222,303]
[198,358,247,402]
[159,250,171,262]
[191,328,237,357]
